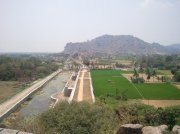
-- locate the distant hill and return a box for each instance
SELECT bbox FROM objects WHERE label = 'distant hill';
[166,44,180,53]
[63,35,180,55]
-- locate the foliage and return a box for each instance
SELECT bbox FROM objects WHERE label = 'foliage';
[114,104,180,130]
[131,77,145,84]
[37,102,117,134]
[0,56,59,82]
[174,71,180,82]
[91,70,180,100]
[137,55,180,70]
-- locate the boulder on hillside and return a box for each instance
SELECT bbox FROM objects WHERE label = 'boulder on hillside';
[172,125,180,134]
[142,125,168,134]
[116,124,143,134]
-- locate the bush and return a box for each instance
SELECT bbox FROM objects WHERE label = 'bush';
[37,102,118,134]
[174,71,180,82]
[131,77,145,84]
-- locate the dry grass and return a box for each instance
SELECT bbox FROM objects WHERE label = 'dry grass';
[0,81,21,103]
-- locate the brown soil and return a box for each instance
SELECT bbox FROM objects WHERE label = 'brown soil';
[142,100,180,107]
[83,79,93,103]
[73,80,80,101]
[84,72,90,78]
[0,81,20,102]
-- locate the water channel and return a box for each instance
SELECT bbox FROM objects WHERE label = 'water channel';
[18,71,71,117]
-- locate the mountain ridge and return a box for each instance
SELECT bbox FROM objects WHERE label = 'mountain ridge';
[63,35,180,55]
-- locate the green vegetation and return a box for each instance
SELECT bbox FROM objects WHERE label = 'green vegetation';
[0,56,59,82]
[91,70,180,100]
[6,102,180,134]
[91,70,142,99]
[136,83,180,100]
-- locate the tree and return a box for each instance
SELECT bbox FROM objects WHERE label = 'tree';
[146,68,151,81]
[152,69,157,82]
[174,71,180,82]
[133,68,139,78]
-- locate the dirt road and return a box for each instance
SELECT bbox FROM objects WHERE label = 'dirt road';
[0,69,61,120]
[73,68,93,103]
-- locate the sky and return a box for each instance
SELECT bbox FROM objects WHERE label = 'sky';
[0,0,180,52]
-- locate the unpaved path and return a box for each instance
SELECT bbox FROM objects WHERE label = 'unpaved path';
[77,71,84,101]
[142,100,180,107]
[0,69,61,119]
[73,68,94,103]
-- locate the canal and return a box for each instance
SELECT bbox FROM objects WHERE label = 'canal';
[18,71,71,117]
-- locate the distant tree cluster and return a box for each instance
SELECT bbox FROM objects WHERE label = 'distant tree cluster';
[0,56,59,82]
[137,55,180,70]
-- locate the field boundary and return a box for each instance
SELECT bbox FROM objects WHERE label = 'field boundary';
[121,75,145,99]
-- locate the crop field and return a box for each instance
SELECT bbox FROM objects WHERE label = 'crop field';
[91,70,180,100]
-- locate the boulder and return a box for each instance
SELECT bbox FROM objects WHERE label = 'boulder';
[116,124,143,134]
[0,128,18,134]
[172,125,180,134]
[142,125,168,134]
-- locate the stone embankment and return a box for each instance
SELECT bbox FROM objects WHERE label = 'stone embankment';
[116,124,180,134]
[0,128,32,134]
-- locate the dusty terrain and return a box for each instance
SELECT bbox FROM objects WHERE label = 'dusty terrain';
[73,69,93,103]
[142,100,180,107]
[0,81,21,103]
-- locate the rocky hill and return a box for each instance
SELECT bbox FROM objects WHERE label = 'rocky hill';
[63,35,180,55]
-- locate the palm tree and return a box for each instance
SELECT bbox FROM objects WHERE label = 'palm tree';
[152,69,157,82]
[133,68,139,78]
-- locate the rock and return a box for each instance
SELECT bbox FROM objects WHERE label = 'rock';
[0,128,32,134]
[158,125,168,132]
[172,125,180,134]
[142,125,168,134]
[116,124,143,134]
[18,131,32,134]
[0,128,18,134]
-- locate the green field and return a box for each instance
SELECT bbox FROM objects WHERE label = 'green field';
[91,70,180,100]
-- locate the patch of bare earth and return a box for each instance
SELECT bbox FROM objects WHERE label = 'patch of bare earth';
[83,78,92,103]
[73,71,93,103]
[73,80,80,101]
[142,100,180,107]
[0,81,20,102]
[84,72,89,78]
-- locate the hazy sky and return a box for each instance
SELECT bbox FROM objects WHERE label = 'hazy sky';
[0,0,180,52]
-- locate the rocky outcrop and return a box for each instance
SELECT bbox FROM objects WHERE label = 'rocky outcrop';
[142,125,168,134]
[172,125,180,134]
[116,124,143,134]
[0,128,32,134]
[116,124,180,134]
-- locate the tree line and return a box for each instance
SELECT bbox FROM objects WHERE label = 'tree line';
[0,56,59,82]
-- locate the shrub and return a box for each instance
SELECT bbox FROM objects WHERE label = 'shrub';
[38,102,118,134]
[131,77,145,84]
